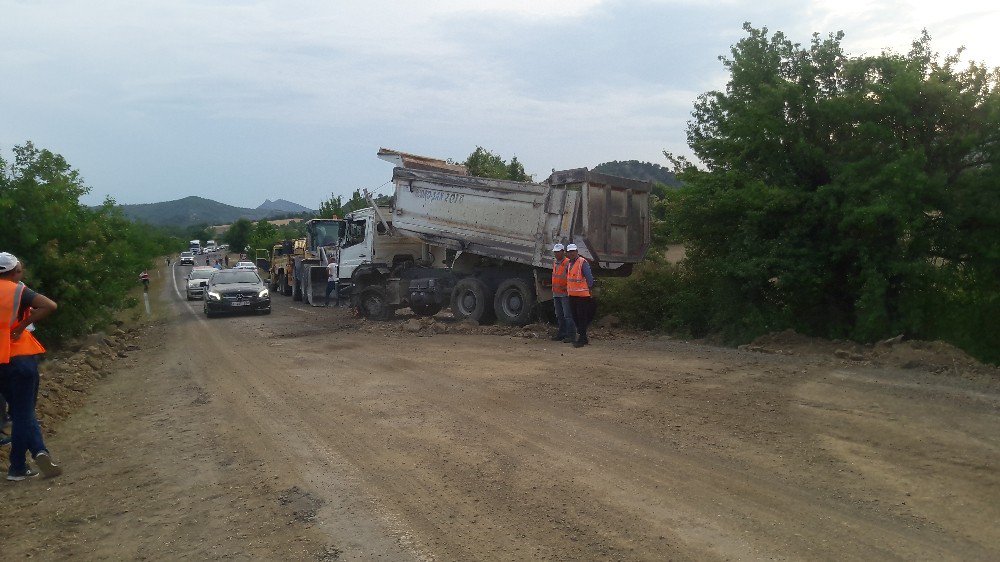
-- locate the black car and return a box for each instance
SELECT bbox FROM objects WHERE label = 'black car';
[203,270,271,317]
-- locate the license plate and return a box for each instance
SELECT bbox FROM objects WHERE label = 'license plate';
[230,301,250,307]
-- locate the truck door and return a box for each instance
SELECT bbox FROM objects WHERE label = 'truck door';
[338,218,370,281]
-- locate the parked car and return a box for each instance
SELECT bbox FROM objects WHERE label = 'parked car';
[185,266,217,300]
[234,261,257,270]
[203,270,271,317]
[179,251,195,266]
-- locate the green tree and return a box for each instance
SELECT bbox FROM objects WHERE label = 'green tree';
[464,147,532,181]
[318,194,345,218]
[224,218,253,254]
[607,25,1000,363]
[344,189,367,213]
[0,142,175,343]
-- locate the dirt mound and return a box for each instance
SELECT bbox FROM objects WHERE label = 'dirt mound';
[742,329,998,381]
[34,325,150,434]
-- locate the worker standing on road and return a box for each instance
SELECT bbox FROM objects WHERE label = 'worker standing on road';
[565,244,596,348]
[0,252,62,481]
[550,244,575,343]
[325,260,340,307]
[139,270,150,292]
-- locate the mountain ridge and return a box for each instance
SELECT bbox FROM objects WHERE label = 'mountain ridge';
[118,196,315,227]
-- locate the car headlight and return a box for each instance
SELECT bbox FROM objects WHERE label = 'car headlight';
[258,289,269,298]
[207,291,221,300]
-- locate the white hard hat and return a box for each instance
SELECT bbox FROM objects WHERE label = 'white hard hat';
[566,243,578,251]
[552,243,564,252]
[0,252,19,273]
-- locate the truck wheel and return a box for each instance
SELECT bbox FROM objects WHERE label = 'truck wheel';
[411,303,442,317]
[494,278,536,326]
[358,287,394,320]
[293,280,303,301]
[451,278,495,324]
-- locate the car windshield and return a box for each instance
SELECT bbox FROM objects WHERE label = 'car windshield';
[212,271,260,284]
[181,252,193,257]
[189,269,215,280]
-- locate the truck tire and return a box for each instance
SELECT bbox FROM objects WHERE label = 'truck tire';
[494,278,536,326]
[358,287,394,320]
[293,279,303,301]
[411,303,442,317]
[281,274,292,296]
[451,278,495,324]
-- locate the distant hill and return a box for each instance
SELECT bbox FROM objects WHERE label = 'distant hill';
[593,160,681,188]
[257,198,313,214]
[118,196,314,227]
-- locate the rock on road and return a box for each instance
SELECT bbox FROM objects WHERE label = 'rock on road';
[2,262,999,560]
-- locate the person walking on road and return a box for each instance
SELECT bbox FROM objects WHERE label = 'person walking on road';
[565,244,596,348]
[325,260,340,307]
[550,244,575,343]
[0,252,62,481]
[139,270,150,292]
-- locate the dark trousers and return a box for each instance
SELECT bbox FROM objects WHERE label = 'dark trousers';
[569,296,596,342]
[325,280,340,306]
[0,355,47,471]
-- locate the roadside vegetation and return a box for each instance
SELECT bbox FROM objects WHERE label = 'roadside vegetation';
[0,142,179,345]
[603,25,999,364]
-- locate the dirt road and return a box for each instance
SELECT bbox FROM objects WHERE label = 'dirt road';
[3,263,999,560]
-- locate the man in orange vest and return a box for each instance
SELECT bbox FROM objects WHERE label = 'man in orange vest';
[565,243,596,348]
[0,252,61,481]
[550,244,575,342]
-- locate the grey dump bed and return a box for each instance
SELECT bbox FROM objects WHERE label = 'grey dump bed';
[390,167,651,270]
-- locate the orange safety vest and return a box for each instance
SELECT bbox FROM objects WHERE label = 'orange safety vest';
[551,257,569,296]
[0,280,47,364]
[566,257,591,297]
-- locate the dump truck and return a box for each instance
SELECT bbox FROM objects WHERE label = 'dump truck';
[326,149,651,325]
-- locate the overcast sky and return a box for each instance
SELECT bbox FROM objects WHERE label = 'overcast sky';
[2,0,997,209]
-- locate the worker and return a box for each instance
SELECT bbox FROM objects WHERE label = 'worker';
[0,252,62,480]
[139,270,150,292]
[565,243,595,347]
[550,244,575,342]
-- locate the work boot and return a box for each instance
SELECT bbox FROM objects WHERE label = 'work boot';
[551,334,563,341]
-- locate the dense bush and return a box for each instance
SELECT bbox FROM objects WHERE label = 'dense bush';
[607,25,999,364]
[0,142,177,345]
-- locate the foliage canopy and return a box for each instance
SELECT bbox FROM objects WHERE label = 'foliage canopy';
[464,147,532,182]
[0,142,177,343]
[607,24,999,363]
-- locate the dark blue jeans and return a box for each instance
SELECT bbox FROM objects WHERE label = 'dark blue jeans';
[553,295,576,339]
[0,355,47,472]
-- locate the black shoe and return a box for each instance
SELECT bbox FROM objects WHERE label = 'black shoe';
[551,334,564,341]
[563,338,575,344]
[6,466,39,481]
[573,339,589,348]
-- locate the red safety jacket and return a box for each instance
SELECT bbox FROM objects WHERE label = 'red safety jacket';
[551,257,569,296]
[0,280,46,363]
[566,258,592,297]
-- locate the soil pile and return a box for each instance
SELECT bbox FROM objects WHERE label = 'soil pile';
[744,329,998,381]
